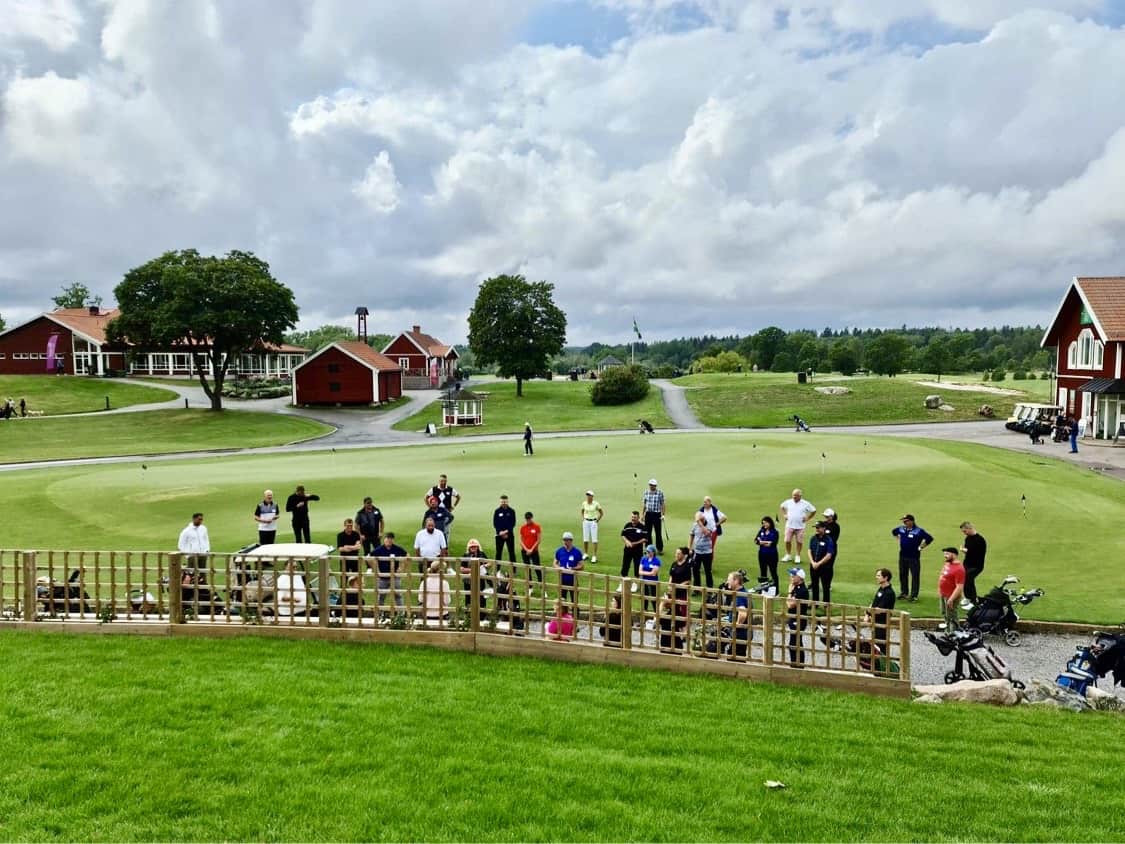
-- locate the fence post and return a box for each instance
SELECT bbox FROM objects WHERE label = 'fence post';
[898,611,911,680]
[22,551,36,622]
[620,580,632,651]
[762,595,774,666]
[318,558,330,628]
[469,559,481,632]
[169,553,184,625]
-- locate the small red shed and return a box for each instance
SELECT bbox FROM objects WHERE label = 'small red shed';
[381,324,459,389]
[292,340,402,406]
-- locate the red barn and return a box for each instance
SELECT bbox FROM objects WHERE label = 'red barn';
[381,324,459,389]
[1041,276,1125,441]
[0,307,127,375]
[292,340,402,406]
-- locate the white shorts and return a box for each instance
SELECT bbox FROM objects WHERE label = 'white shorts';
[785,526,806,545]
[583,520,599,542]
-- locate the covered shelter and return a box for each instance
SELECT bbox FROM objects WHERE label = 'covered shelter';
[441,388,487,427]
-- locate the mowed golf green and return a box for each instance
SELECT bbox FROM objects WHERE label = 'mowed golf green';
[2,632,1123,843]
[1,432,1121,622]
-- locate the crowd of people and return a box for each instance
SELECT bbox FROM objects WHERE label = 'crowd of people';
[174,472,989,664]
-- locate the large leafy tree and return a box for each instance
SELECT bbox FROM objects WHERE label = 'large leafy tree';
[750,326,786,370]
[52,282,101,309]
[865,332,913,377]
[108,250,298,410]
[468,274,566,397]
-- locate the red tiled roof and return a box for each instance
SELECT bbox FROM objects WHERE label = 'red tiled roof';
[403,329,458,358]
[47,308,121,344]
[1076,278,1125,340]
[335,340,401,371]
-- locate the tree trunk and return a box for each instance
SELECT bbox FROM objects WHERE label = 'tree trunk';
[516,376,523,397]
[205,349,224,411]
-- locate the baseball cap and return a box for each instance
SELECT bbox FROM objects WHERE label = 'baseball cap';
[562,531,574,540]
[815,521,828,529]
[645,544,656,553]
[901,514,915,521]
[648,478,658,485]
[942,546,959,554]
[788,566,806,579]
[823,508,835,517]
[585,489,595,496]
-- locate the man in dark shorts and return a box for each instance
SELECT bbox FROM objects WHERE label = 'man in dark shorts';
[620,510,649,578]
[959,521,987,609]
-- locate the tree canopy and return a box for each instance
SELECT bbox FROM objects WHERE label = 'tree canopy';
[468,274,566,396]
[108,249,298,410]
[864,332,913,377]
[283,324,392,353]
[53,282,101,310]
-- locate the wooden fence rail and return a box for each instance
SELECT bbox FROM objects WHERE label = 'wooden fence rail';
[0,549,911,691]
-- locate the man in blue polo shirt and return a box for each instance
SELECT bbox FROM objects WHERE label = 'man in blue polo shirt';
[493,494,517,563]
[891,513,933,602]
[554,531,586,606]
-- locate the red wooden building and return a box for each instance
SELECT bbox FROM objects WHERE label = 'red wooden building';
[381,324,459,389]
[292,340,402,406]
[1041,276,1125,441]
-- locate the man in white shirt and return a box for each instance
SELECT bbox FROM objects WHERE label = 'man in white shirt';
[413,516,448,573]
[178,512,210,565]
[778,488,816,563]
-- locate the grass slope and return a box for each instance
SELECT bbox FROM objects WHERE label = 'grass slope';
[0,375,175,416]
[0,409,332,463]
[1,433,1121,622]
[392,379,672,435]
[675,372,1047,427]
[0,632,1122,842]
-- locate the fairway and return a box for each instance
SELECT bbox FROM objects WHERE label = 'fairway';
[392,378,672,435]
[1,432,1121,623]
[0,409,333,463]
[675,372,1047,427]
[0,375,175,416]
[0,631,1121,842]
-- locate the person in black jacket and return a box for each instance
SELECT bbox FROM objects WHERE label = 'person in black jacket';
[786,567,810,667]
[355,498,384,555]
[867,568,896,652]
[285,485,320,543]
[493,494,517,562]
[959,521,987,608]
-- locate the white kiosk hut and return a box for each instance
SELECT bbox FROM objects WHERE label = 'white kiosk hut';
[441,388,487,427]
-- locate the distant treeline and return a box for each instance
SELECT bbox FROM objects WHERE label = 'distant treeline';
[553,326,1052,379]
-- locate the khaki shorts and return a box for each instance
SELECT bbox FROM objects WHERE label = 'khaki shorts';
[785,527,806,545]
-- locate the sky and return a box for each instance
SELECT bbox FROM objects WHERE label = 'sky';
[2,0,1125,346]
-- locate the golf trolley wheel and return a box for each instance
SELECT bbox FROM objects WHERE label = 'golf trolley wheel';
[944,670,963,684]
[1004,629,1022,647]
[1011,679,1026,690]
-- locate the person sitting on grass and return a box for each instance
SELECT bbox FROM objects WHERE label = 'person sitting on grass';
[546,597,575,641]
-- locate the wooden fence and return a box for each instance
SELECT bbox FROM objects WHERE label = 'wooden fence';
[0,550,911,696]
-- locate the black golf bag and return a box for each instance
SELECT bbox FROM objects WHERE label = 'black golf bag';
[817,623,899,675]
[924,629,1023,687]
[965,577,1043,646]
[36,569,91,614]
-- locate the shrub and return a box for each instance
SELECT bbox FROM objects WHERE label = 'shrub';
[1013,370,1027,380]
[590,364,650,405]
[991,370,1006,382]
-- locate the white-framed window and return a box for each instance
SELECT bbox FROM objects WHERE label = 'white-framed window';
[399,357,410,370]
[173,353,190,371]
[1071,328,1104,370]
[14,353,28,360]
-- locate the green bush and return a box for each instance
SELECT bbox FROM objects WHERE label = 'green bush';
[991,370,1006,382]
[1013,370,1027,380]
[590,364,650,405]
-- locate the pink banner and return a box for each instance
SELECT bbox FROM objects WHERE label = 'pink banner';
[46,334,58,372]
[429,358,440,387]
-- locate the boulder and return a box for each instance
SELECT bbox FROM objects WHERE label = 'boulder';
[815,386,850,396]
[939,404,955,412]
[924,394,941,409]
[1022,679,1090,712]
[979,404,994,417]
[912,678,1021,706]
[1085,686,1125,712]
[913,693,943,704]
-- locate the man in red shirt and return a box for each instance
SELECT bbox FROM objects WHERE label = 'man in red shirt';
[520,511,543,591]
[938,547,966,630]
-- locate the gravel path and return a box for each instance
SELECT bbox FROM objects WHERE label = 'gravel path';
[651,379,705,429]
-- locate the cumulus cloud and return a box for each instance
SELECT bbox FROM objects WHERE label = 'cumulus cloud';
[1,0,1124,343]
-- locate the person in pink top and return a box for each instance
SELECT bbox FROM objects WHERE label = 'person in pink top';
[546,597,575,640]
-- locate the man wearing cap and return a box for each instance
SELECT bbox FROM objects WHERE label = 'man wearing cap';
[822,508,840,566]
[938,547,966,630]
[579,490,604,563]
[807,521,836,604]
[642,479,666,553]
[891,514,934,602]
[786,566,810,667]
[778,488,816,563]
[554,531,586,605]
[620,510,649,579]
[423,496,455,546]
[638,544,662,622]
[493,494,517,563]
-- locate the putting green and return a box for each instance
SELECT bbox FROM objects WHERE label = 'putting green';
[1,432,1121,622]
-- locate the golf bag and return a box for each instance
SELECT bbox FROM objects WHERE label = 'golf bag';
[924,629,1023,688]
[816,623,899,675]
[36,569,91,614]
[793,415,811,432]
[1056,629,1125,694]
[964,576,1043,646]
[638,419,655,434]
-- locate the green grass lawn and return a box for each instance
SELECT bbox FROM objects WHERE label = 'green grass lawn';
[1,432,1121,622]
[0,632,1121,842]
[392,378,672,435]
[0,375,175,416]
[675,372,1048,427]
[0,409,332,463]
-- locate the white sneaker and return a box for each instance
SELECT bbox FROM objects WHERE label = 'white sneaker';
[960,599,974,610]
[781,554,792,563]
[591,556,598,563]
[644,619,655,630]
[630,582,639,593]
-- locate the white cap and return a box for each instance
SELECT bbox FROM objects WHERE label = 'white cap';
[648,478,658,486]
[585,489,595,496]
[562,531,574,540]
[823,508,835,517]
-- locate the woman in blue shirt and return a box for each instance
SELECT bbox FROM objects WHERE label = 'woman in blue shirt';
[755,516,780,590]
